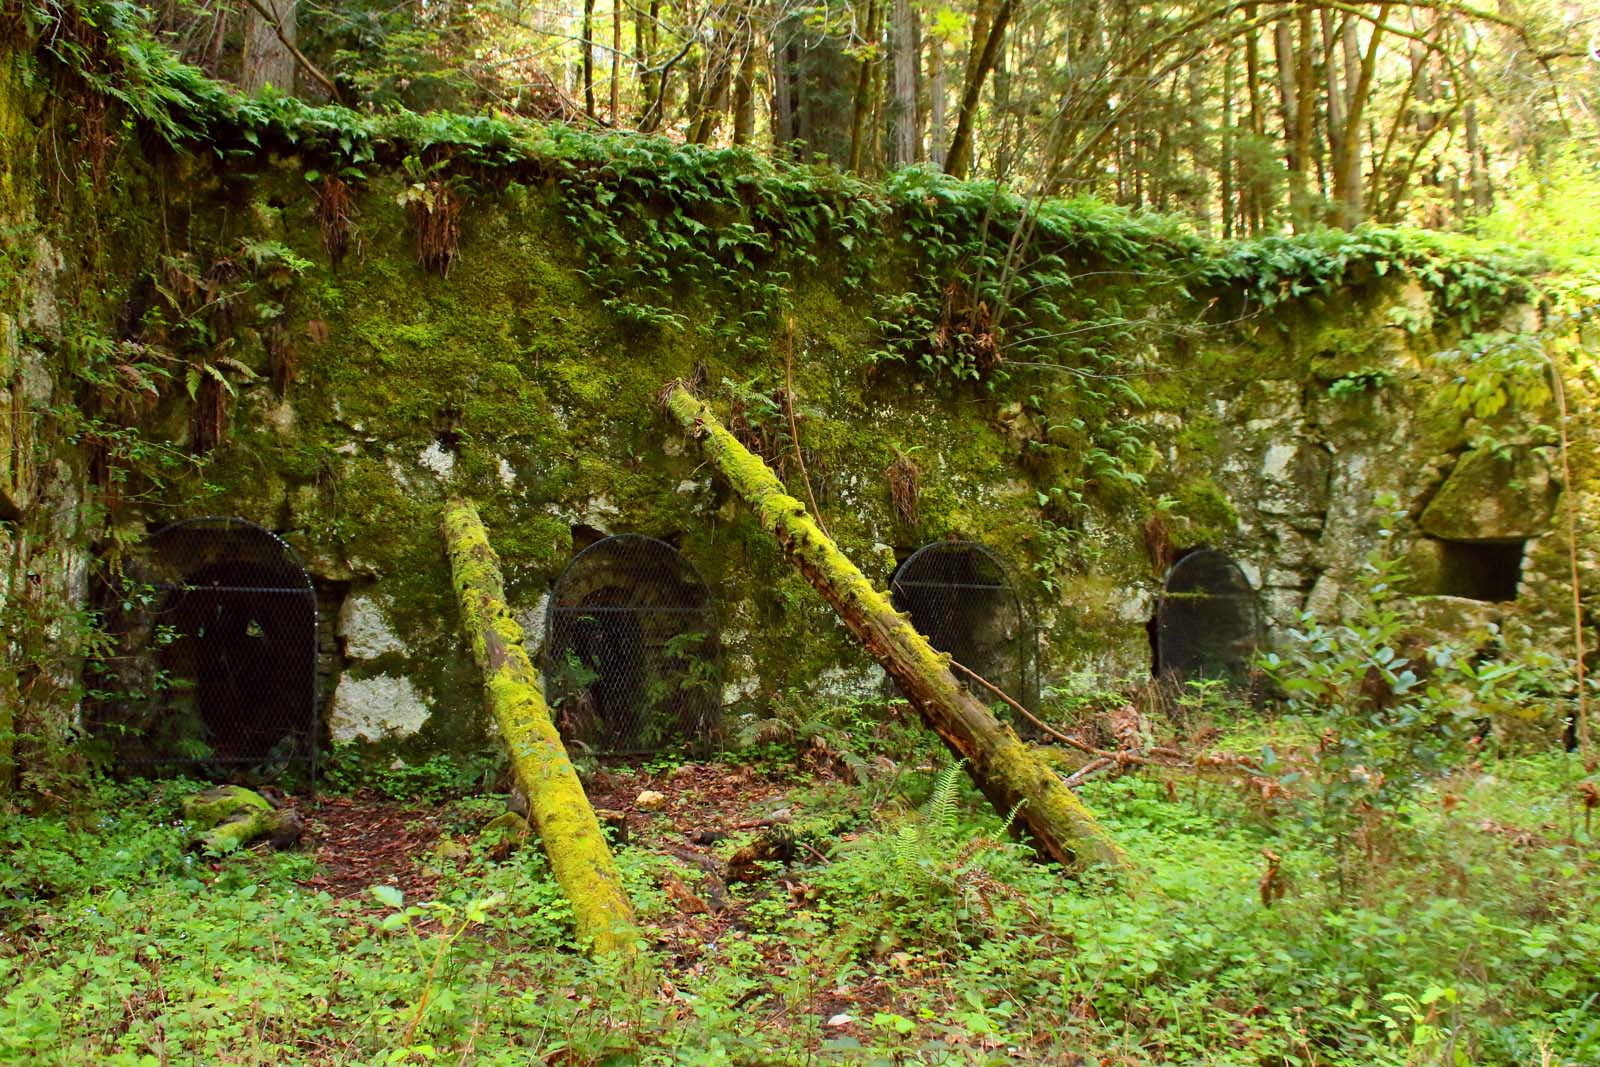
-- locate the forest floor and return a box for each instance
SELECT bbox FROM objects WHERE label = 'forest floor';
[1,705,1597,1066]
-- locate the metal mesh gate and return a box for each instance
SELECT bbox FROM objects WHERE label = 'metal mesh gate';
[1156,549,1263,690]
[544,535,720,755]
[890,541,1039,715]
[90,517,318,783]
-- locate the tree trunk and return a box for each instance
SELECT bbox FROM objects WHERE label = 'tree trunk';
[1293,5,1316,228]
[1221,42,1236,239]
[637,0,661,129]
[582,0,597,119]
[771,28,794,152]
[691,32,736,145]
[183,785,303,853]
[1459,31,1491,218]
[928,27,947,167]
[664,385,1129,872]
[911,4,925,161]
[1243,3,1265,232]
[847,0,881,172]
[1321,9,1349,225]
[1274,11,1316,230]
[891,0,917,166]
[241,0,296,95]
[944,0,1018,178]
[1326,7,1383,227]
[442,501,641,958]
[732,42,756,146]
[610,0,623,121]
[1464,98,1491,217]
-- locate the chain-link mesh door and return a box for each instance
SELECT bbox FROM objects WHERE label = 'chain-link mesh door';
[1156,549,1262,689]
[90,517,318,784]
[544,535,720,755]
[890,541,1039,716]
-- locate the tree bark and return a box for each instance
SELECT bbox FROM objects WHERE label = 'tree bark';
[847,0,882,172]
[442,501,641,957]
[1243,3,1265,232]
[582,0,597,119]
[891,0,917,166]
[664,384,1129,872]
[1322,10,1350,224]
[1274,11,1315,230]
[241,0,296,95]
[928,26,947,167]
[1221,42,1236,239]
[183,785,303,853]
[610,0,623,121]
[732,41,756,146]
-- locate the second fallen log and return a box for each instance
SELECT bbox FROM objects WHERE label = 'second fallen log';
[664,383,1129,871]
[442,499,641,957]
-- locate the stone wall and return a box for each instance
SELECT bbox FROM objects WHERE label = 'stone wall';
[2,36,1585,774]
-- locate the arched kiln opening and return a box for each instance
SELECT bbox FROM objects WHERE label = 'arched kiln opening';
[890,541,1039,716]
[91,517,319,784]
[1155,548,1263,692]
[544,534,720,755]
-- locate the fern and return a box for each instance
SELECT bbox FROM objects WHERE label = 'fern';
[922,760,965,839]
[891,824,922,883]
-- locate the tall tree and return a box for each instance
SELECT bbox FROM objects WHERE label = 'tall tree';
[582,0,597,118]
[847,0,884,172]
[242,0,297,94]
[890,0,917,166]
[945,0,1018,177]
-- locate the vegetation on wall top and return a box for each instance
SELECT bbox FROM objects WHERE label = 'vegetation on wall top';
[22,0,1553,329]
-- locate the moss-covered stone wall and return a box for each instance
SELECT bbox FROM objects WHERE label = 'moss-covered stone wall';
[5,12,1591,774]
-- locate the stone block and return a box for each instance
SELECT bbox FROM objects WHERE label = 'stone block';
[328,673,432,742]
[1419,446,1558,542]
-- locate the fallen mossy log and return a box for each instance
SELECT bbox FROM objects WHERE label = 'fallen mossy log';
[442,500,641,957]
[183,785,303,853]
[664,383,1129,871]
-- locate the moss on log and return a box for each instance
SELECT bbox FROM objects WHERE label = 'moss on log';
[182,785,302,852]
[665,383,1129,872]
[442,499,641,957]
[183,784,273,827]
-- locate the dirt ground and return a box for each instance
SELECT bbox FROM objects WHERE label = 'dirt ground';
[293,760,907,1028]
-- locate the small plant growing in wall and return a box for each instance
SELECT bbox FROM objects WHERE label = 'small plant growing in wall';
[1326,367,1395,399]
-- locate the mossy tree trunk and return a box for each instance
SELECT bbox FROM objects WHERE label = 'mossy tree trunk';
[442,500,642,957]
[665,384,1129,872]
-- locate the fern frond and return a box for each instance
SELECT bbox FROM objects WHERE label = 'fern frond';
[923,759,966,838]
[892,824,922,882]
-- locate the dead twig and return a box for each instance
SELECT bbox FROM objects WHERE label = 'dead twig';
[1549,353,1591,770]
[947,657,1269,788]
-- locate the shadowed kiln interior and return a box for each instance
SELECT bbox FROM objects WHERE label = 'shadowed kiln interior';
[544,534,720,755]
[890,541,1039,716]
[92,517,319,783]
[1155,548,1263,691]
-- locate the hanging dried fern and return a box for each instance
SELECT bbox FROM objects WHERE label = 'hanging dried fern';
[886,449,921,527]
[1141,510,1174,575]
[314,175,357,266]
[399,179,463,276]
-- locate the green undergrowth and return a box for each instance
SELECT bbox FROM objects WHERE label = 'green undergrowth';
[2,722,1595,1066]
